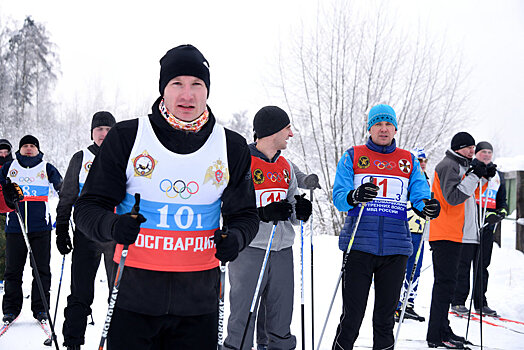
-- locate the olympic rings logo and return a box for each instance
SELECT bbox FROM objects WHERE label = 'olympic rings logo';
[19,177,35,183]
[159,179,199,199]
[266,172,282,182]
[373,160,396,170]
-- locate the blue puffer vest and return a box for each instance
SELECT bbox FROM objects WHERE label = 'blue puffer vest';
[338,140,413,257]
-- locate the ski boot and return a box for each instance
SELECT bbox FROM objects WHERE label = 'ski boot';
[2,313,18,323]
[475,305,498,317]
[450,304,469,316]
[35,312,48,322]
[428,338,470,349]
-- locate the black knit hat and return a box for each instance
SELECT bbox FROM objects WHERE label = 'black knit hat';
[91,111,116,134]
[451,132,475,151]
[253,106,291,140]
[475,141,493,154]
[19,135,40,151]
[0,139,12,152]
[159,44,210,97]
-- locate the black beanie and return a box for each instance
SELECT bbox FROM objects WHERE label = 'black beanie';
[19,135,40,151]
[91,111,116,130]
[475,141,493,154]
[159,44,210,97]
[253,106,291,140]
[451,132,475,151]
[0,139,12,152]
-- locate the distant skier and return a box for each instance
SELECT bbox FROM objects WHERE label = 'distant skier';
[331,104,437,350]
[74,44,259,349]
[56,111,117,350]
[395,147,430,323]
[451,141,508,317]
[1,135,62,324]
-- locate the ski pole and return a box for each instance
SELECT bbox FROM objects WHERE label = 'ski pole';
[316,177,373,350]
[218,261,226,350]
[304,174,318,350]
[9,181,60,350]
[52,255,65,327]
[394,193,433,347]
[466,183,488,344]
[98,193,140,350]
[239,221,278,350]
[300,219,305,350]
[51,218,74,326]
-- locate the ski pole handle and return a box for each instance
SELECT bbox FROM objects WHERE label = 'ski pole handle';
[130,193,140,218]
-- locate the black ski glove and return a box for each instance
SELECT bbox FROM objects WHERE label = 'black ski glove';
[258,200,293,223]
[55,223,73,255]
[422,198,441,219]
[347,182,379,206]
[111,213,147,245]
[294,194,312,222]
[303,174,321,189]
[484,208,507,225]
[214,229,240,263]
[2,179,24,209]
[484,162,497,180]
[468,158,487,179]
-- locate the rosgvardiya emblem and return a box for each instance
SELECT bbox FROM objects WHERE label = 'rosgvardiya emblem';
[132,150,158,178]
[84,161,92,173]
[204,159,229,189]
[253,168,264,185]
[358,156,370,169]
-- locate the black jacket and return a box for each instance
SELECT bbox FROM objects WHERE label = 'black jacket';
[75,98,259,316]
[55,143,99,233]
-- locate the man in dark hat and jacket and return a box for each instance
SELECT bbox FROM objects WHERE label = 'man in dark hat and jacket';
[0,135,62,324]
[74,44,259,349]
[56,111,117,350]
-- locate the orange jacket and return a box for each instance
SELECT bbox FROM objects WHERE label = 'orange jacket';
[429,150,482,243]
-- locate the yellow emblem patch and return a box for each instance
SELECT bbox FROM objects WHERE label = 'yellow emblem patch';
[253,168,264,184]
[358,156,370,169]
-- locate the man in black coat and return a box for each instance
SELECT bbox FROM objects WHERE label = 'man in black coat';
[56,111,116,350]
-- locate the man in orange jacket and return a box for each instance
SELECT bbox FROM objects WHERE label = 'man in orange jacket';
[426,132,487,349]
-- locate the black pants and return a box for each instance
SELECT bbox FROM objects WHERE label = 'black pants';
[107,307,218,350]
[62,230,115,346]
[332,251,407,350]
[452,226,494,309]
[426,240,462,343]
[2,231,51,318]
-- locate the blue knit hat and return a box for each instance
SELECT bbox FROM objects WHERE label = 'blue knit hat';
[367,104,398,131]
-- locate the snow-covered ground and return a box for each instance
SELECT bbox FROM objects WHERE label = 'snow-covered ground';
[1,198,524,349]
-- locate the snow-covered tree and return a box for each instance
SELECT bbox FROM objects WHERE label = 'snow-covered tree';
[276,1,469,235]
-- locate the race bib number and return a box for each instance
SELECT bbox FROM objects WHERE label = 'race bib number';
[353,173,409,220]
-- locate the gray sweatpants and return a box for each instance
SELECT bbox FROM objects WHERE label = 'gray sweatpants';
[224,246,296,350]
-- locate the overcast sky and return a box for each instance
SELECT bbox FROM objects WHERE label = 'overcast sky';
[1,0,523,160]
